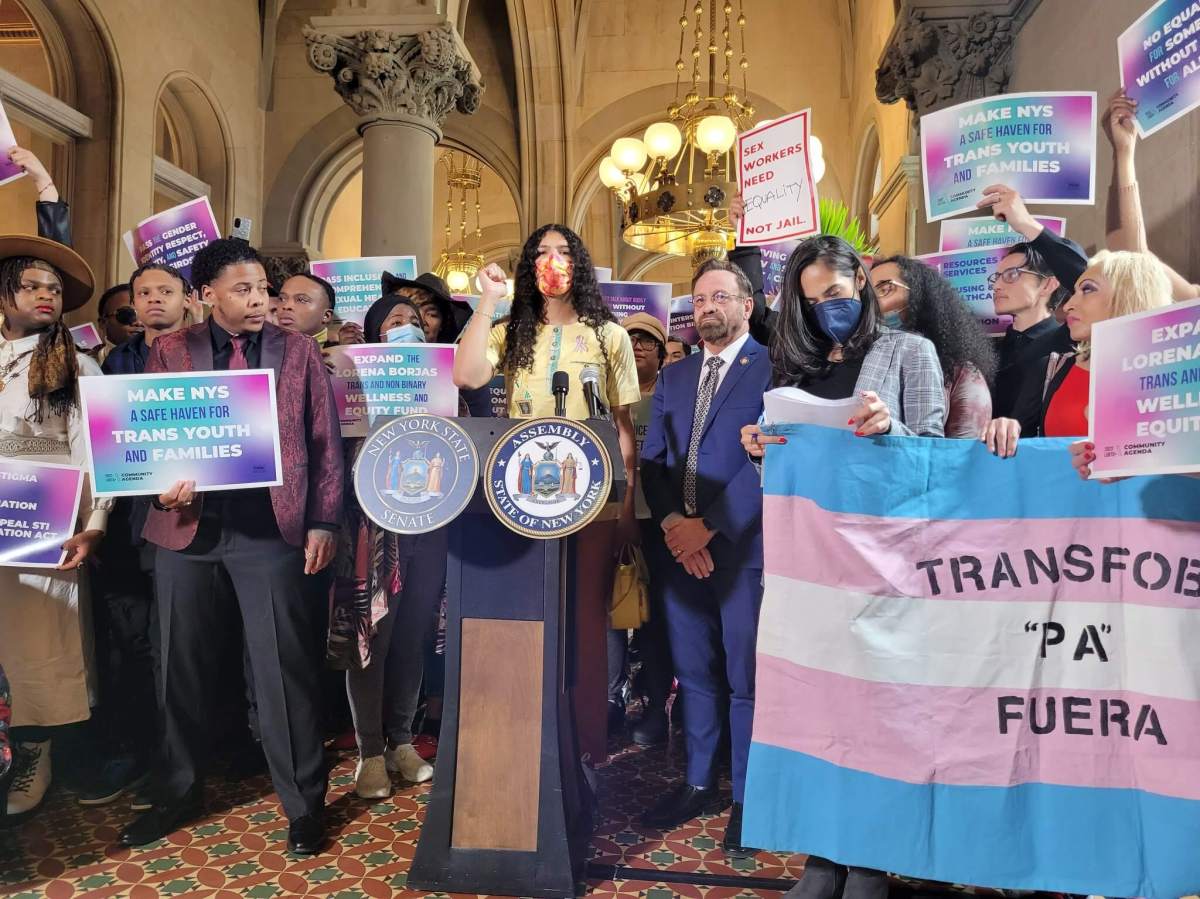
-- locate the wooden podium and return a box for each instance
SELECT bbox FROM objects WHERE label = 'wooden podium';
[408,417,626,898]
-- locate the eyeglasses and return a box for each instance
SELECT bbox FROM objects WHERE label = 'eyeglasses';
[873,279,908,298]
[629,332,662,349]
[987,267,1045,287]
[18,280,61,297]
[102,306,139,326]
[692,291,743,308]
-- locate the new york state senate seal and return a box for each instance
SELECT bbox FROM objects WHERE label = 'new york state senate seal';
[484,418,612,539]
[353,414,478,534]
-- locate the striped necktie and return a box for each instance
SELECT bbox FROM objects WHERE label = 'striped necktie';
[684,356,724,515]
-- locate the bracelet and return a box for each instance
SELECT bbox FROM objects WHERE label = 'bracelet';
[37,183,54,196]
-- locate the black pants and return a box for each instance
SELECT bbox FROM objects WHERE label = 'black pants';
[91,502,159,764]
[153,501,326,820]
[606,518,675,711]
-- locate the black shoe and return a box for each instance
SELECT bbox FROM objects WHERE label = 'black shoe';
[607,700,626,736]
[118,796,202,847]
[76,758,147,807]
[631,708,669,746]
[129,783,154,812]
[287,814,325,855]
[640,782,725,829]
[721,801,760,858]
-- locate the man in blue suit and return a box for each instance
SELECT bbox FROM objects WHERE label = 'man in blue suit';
[639,257,771,856]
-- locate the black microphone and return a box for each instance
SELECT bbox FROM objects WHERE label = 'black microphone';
[580,365,609,420]
[552,369,569,417]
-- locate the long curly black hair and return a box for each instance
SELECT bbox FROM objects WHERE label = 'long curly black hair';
[770,234,880,385]
[499,224,614,375]
[873,255,998,386]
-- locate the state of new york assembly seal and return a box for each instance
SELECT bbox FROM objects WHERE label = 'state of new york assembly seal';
[353,414,478,534]
[484,418,612,539]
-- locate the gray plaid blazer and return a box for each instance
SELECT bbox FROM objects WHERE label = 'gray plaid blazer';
[853,330,946,436]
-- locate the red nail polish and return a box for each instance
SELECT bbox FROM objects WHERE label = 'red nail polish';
[847,418,855,425]
[779,438,787,444]
[854,431,864,437]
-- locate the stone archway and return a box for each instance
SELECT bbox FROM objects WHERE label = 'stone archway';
[151,73,236,229]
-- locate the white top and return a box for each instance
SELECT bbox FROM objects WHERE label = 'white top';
[698,330,751,396]
[0,332,110,533]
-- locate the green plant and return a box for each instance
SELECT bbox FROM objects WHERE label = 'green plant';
[819,198,878,256]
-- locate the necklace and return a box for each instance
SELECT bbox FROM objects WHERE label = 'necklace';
[0,353,28,393]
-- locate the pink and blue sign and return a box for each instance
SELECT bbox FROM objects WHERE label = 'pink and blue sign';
[1119,0,1200,137]
[760,240,801,299]
[121,197,221,284]
[0,99,24,187]
[80,370,283,497]
[599,281,672,326]
[1089,297,1200,477]
[0,460,84,568]
[69,323,104,351]
[916,247,1012,335]
[327,344,459,438]
[669,295,699,345]
[310,256,418,327]
[920,92,1097,222]
[938,215,1067,252]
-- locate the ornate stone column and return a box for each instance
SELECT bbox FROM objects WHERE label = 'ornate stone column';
[874,0,1042,252]
[304,8,482,267]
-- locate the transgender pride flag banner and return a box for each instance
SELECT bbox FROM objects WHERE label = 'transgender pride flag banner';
[743,424,1200,898]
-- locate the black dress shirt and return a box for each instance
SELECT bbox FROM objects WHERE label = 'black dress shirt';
[209,317,263,370]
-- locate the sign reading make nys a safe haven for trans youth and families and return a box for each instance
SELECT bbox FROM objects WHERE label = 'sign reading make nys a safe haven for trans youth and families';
[1119,0,1200,137]
[736,110,820,246]
[920,92,1097,222]
[121,197,221,285]
[80,370,283,497]
[1089,297,1200,478]
[938,215,1067,252]
[0,459,84,568]
[309,256,419,327]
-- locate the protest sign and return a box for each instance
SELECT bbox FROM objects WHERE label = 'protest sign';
[1119,0,1200,137]
[457,293,511,323]
[309,256,418,326]
[736,109,820,245]
[760,239,801,299]
[69,323,104,351]
[327,344,458,438]
[80,370,283,497]
[746,424,1200,899]
[485,374,508,418]
[599,280,672,325]
[920,92,1097,222]
[938,215,1067,252]
[594,266,613,282]
[916,246,1011,334]
[669,295,699,345]
[1089,297,1200,477]
[121,197,221,284]
[0,99,25,187]
[0,460,83,568]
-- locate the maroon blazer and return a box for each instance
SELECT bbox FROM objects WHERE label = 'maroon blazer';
[142,321,344,551]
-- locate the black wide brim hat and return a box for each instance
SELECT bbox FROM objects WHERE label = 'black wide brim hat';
[381,270,454,306]
[0,234,95,312]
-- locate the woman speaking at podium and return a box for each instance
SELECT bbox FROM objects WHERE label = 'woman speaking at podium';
[453,224,640,764]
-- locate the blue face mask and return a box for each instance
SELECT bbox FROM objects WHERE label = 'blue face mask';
[882,309,903,329]
[811,298,863,345]
[386,323,425,344]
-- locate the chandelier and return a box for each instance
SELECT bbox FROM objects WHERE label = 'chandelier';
[597,0,754,263]
[433,150,484,294]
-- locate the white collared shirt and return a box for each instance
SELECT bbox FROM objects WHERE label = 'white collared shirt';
[697,330,751,398]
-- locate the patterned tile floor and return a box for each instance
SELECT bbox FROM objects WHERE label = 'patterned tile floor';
[0,732,805,899]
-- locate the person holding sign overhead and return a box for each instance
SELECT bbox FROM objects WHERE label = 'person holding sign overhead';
[453,223,640,765]
[0,234,111,816]
[119,238,343,856]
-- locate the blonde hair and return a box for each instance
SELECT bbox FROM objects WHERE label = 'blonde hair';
[1076,250,1172,361]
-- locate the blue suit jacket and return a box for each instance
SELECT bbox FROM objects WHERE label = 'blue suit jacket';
[641,335,771,569]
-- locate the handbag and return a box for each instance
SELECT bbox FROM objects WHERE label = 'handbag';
[610,542,650,629]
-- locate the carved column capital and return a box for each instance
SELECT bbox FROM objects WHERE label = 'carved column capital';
[303,21,482,136]
[875,0,1042,119]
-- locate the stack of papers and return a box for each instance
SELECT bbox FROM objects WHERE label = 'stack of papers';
[762,387,857,429]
